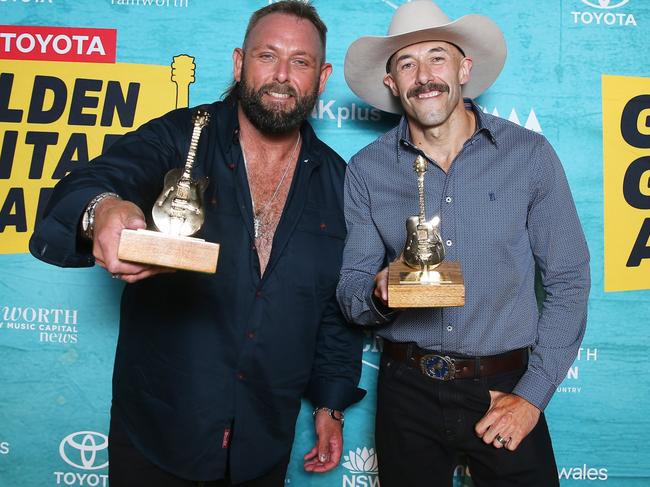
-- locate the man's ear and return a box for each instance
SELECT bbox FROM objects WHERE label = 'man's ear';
[459,57,473,86]
[383,73,399,97]
[233,48,244,82]
[317,62,333,96]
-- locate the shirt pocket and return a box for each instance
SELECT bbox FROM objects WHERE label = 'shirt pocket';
[295,206,346,240]
[290,207,346,296]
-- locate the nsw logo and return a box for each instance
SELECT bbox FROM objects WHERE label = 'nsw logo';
[581,0,629,8]
[59,431,109,470]
[342,447,379,486]
[342,447,378,474]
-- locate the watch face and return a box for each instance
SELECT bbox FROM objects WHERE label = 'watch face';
[81,207,94,239]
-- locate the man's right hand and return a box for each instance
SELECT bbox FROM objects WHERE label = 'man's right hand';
[373,266,389,305]
[91,197,175,283]
[374,254,405,306]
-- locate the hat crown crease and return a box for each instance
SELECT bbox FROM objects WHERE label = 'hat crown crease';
[388,2,452,36]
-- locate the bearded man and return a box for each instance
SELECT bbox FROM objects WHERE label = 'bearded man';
[29,2,364,486]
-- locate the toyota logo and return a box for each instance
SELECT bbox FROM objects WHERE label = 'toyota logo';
[59,431,109,470]
[581,0,630,8]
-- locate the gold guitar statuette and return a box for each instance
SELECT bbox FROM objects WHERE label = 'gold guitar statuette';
[387,155,464,308]
[117,108,220,274]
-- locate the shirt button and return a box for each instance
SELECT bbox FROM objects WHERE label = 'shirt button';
[445,196,452,203]
[446,239,453,247]
[446,325,453,332]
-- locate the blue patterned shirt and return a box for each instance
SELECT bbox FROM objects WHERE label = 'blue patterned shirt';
[337,100,590,410]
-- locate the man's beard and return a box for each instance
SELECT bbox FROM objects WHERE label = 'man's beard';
[237,73,319,135]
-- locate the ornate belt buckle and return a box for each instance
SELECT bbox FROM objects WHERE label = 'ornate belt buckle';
[420,354,455,380]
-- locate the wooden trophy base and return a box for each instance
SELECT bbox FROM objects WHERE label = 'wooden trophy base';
[388,260,465,308]
[118,229,219,274]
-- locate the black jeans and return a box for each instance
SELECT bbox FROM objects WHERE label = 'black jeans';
[108,415,289,487]
[375,354,559,487]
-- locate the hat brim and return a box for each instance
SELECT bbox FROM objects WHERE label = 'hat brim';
[344,14,507,114]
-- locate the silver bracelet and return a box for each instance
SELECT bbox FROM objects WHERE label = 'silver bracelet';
[81,192,121,240]
[312,407,344,427]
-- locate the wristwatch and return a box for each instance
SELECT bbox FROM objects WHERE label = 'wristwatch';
[81,192,121,240]
[313,407,344,427]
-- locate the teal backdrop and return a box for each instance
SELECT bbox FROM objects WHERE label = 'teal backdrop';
[1,1,650,486]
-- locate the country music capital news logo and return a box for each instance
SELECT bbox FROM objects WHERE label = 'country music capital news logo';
[54,431,109,487]
[1,305,79,344]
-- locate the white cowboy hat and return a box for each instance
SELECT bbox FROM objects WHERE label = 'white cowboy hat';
[344,0,507,114]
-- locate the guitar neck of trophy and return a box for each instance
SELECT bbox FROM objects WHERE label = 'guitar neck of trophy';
[180,123,203,180]
[417,173,427,225]
[414,155,428,225]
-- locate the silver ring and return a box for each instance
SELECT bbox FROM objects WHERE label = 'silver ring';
[111,273,120,279]
[495,434,508,446]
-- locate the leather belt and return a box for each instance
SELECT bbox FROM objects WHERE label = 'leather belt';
[382,340,528,381]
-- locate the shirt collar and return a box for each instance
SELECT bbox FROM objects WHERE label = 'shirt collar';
[395,98,498,164]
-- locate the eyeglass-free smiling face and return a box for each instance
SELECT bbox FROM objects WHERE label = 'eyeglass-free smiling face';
[233,12,332,134]
[384,40,472,130]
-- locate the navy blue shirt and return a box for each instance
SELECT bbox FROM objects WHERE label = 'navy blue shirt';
[337,100,589,411]
[30,99,365,483]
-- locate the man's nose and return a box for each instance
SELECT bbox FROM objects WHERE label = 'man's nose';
[273,58,290,83]
[416,65,432,85]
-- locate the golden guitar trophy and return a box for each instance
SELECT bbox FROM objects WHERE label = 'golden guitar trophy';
[387,155,464,308]
[117,108,219,273]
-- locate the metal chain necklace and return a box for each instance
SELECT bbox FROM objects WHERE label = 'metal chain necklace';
[240,133,301,238]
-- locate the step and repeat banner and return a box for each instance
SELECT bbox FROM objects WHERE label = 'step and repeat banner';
[1,1,649,486]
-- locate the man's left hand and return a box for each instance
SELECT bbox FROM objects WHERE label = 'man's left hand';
[303,410,343,473]
[475,391,540,451]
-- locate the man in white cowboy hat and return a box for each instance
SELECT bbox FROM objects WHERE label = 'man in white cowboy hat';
[337,1,590,486]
